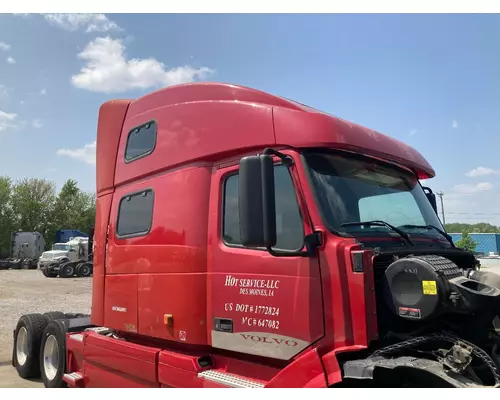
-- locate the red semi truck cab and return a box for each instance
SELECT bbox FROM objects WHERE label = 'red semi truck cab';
[13,82,500,388]
[93,82,436,352]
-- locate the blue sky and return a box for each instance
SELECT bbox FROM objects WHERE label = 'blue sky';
[0,13,499,224]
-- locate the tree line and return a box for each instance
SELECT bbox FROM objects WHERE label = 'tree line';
[444,222,500,234]
[0,177,95,258]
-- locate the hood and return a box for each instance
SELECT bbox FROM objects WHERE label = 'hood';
[40,250,68,259]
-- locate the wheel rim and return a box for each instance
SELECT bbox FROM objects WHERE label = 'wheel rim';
[16,327,28,366]
[66,266,74,276]
[82,266,89,276]
[43,335,59,380]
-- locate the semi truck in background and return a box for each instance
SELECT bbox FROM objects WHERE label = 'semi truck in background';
[0,231,45,270]
[38,235,93,278]
[10,82,500,388]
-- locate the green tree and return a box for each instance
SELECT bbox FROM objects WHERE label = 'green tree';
[455,231,478,252]
[10,178,57,237]
[445,222,500,233]
[0,176,15,257]
[46,179,95,248]
[0,176,96,256]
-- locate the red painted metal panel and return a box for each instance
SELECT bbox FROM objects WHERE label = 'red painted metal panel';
[91,192,113,326]
[96,100,131,194]
[157,350,207,388]
[137,273,207,344]
[103,274,138,333]
[206,153,324,361]
[82,361,159,388]
[265,349,326,388]
[127,82,302,115]
[82,332,161,387]
[65,334,84,375]
[114,101,275,188]
[273,106,435,179]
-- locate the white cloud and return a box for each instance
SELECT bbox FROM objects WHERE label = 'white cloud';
[0,41,10,51]
[32,119,43,129]
[40,88,47,95]
[452,182,493,194]
[42,13,122,33]
[0,110,18,132]
[56,141,96,165]
[6,57,16,64]
[71,37,215,93]
[465,166,500,178]
[452,120,458,128]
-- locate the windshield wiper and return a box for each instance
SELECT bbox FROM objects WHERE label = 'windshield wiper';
[340,220,414,246]
[398,224,456,248]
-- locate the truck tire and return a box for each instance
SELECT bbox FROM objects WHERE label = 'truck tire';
[79,262,92,278]
[40,320,68,388]
[58,262,75,278]
[43,312,66,324]
[42,264,59,278]
[13,313,48,379]
[75,262,84,277]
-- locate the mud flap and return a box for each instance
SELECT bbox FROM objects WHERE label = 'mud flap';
[342,356,480,388]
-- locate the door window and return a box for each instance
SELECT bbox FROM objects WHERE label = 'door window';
[222,165,304,251]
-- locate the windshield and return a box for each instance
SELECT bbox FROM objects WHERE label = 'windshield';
[304,151,446,241]
[52,244,70,251]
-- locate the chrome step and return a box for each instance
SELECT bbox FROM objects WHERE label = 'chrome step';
[63,371,83,386]
[198,370,264,388]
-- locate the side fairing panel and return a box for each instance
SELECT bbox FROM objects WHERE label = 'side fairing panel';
[105,166,211,343]
[104,274,139,333]
[91,192,113,326]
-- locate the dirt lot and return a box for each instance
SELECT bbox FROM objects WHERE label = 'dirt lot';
[0,269,91,387]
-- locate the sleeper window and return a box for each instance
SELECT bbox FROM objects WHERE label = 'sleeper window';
[223,165,304,251]
[125,121,157,162]
[116,189,154,237]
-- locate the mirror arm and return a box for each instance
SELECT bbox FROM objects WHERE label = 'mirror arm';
[263,148,294,167]
[266,231,323,258]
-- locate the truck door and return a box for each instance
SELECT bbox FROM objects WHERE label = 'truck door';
[208,156,324,361]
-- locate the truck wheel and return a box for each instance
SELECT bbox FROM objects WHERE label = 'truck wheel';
[13,313,48,379]
[75,263,84,277]
[43,312,66,324]
[10,260,22,270]
[58,262,75,278]
[80,262,92,277]
[43,264,59,278]
[40,320,67,388]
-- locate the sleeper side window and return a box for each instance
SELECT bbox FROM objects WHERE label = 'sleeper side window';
[223,164,304,251]
[116,189,154,238]
[125,121,157,162]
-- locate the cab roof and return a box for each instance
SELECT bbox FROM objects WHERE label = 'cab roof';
[96,82,434,194]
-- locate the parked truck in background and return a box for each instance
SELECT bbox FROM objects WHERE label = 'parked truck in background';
[38,235,93,278]
[0,231,45,270]
[11,82,500,388]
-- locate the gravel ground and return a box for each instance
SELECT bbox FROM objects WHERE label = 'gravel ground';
[0,269,91,361]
